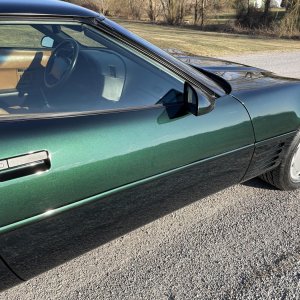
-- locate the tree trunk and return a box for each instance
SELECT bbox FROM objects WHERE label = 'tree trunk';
[148,0,156,22]
[200,0,205,29]
[194,0,198,24]
[264,0,271,14]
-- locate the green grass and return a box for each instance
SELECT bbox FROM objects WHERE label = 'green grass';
[0,25,44,48]
[1,21,299,57]
[116,19,300,57]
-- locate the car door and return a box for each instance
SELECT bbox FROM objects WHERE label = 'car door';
[0,21,255,281]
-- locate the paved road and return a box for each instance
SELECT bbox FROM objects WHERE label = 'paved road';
[220,51,300,79]
[2,52,300,300]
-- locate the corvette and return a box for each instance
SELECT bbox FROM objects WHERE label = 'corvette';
[0,0,300,291]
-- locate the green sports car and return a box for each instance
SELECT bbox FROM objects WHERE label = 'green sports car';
[0,0,299,291]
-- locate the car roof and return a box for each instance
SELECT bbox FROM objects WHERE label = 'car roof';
[0,0,100,18]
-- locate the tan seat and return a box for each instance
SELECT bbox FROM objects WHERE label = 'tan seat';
[0,108,9,115]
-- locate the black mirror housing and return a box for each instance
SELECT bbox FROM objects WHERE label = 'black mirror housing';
[184,82,215,116]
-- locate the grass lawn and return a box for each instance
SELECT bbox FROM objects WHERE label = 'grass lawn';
[116,19,300,57]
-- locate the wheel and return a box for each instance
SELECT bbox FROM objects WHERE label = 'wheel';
[261,130,300,191]
[44,39,79,89]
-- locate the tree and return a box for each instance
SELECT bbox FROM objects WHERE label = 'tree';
[160,0,186,25]
[192,0,208,28]
[199,0,208,28]
[263,0,271,24]
[63,0,100,12]
[128,0,143,19]
[98,0,110,14]
[81,1,100,12]
[280,0,300,35]
[264,0,271,14]
[192,0,205,26]
[147,0,161,22]
[234,0,251,15]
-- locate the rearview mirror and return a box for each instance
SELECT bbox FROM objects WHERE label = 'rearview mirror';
[184,82,215,116]
[41,36,54,48]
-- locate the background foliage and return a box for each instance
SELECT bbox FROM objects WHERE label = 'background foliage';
[63,0,300,37]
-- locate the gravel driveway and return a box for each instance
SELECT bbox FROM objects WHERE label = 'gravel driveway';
[2,51,300,300]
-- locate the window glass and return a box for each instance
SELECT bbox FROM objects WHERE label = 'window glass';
[0,22,184,119]
[0,25,44,48]
[61,25,104,48]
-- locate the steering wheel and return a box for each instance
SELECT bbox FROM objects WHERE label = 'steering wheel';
[44,39,79,89]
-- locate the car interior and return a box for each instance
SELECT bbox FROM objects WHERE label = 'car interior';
[0,23,183,117]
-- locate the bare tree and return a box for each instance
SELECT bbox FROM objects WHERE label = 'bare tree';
[147,0,161,22]
[264,0,271,14]
[192,0,211,28]
[160,0,186,25]
[128,0,143,19]
[263,0,271,24]
[234,0,251,15]
[98,0,110,14]
[200,0,207,28]
[193,0,201,25]
[280,0,300,35]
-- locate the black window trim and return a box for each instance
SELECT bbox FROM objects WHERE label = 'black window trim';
[0,104,167,123]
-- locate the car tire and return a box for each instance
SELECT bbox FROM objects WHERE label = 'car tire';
[260,130,300,191]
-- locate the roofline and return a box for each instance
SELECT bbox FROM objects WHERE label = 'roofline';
[0,0,103,19]
[0,14,105,21]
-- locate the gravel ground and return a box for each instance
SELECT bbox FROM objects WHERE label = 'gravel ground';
[2,52,300,300]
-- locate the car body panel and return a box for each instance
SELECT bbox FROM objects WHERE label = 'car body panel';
[0,0,299,291]
[233,82,300,141]
[173,53,300,142]
[242,131,296,181]
[0,95,254,231]
[0,0,100,18]
[0,144,254,280]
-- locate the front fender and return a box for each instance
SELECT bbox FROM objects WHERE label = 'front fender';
[232,82,300,142]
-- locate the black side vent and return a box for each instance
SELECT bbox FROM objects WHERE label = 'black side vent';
[253,142,285,172]
[243,133,295,182]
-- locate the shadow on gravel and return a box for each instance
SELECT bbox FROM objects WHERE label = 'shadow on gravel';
[242,178,277,190]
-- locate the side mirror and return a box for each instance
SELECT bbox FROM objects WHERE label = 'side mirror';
[41,36,54,48]
[184,82,215,116]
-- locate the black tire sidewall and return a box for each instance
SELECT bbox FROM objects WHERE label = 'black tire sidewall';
[277,131,300,190]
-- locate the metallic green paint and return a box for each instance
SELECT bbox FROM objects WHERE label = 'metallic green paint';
[174,53,300,142]
[0,144,252,236]
[232,82,300,142]
[0,144,254,281]
[0,1,299,291]
[0,95,254,230]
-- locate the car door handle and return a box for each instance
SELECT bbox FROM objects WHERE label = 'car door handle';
[0,151,50,182]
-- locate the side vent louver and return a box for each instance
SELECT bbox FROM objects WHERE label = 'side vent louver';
[254,142,285,172]
[243,133,296,182]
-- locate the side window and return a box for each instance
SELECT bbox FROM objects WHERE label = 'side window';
[0,25,44,49]
[0,23,184,118]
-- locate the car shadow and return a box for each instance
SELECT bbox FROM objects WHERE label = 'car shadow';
[242,177,277,190]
